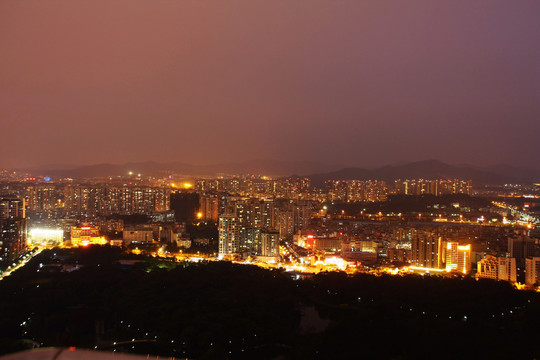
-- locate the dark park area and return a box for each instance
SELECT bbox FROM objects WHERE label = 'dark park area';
[0,246,538,359]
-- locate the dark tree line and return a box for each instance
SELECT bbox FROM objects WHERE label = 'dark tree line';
[0,246,538,359]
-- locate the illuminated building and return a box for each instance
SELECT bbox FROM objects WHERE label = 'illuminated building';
[325,180,388,202]
[62,184,171,217]
[240,227,261,255]
[441,179,472,195]
[411,231,443,269]
[95,219,124,233]
[354,240,379,253]
[326,180,348,201]
[476,256,517,283]
[274,199,311,238]
[0,196,27,262]
[364,180,388,202]
[261,230,280,257]
[525,257,540,286]
[476,256,498,280]
[234,199,253,228]
[0,219,27,262]
[393,228,416,242]
[290,200,312,232]
[445,242,471,274]
[508,235,536,281]
[123,225,155,245]
[28,228,64,247]
[278,210,294,239]
[150,211,176,223]
[195,179,218,192]
[0,196,25,221]
[253,199,277,229]
[177,239,192,248]
[199,194,219,221]
[218,214,241,257]
[70,226,107,247]
[219,197,288,257]
[313,238,341,252]
[387,248,410,262]
[27,184,57,211]
[394,179,472,196]
[391,228,415,250]
[498,257,517,283]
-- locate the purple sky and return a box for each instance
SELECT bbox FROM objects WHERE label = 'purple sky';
[1,1,539,169]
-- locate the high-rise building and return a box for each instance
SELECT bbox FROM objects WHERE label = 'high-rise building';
[0,196,27,263]
[392,228,416,249]
[476,256,517,283]
[411,231,443,269]
[27,184,57,212]
[498,257,517,283]
[170,192,199,222]
[508,236,536,260]
[476,255,499,280]
[218,214,241,257]
[0,218,27,263]
[242,227,261,255]
[61,184,171,217]
[261,230,280,257]
[395,179,472,196]
[326,180,388,202]
[508,235,536,281]
[525,257,540,286]
[0,196,25,221]
[445,242,471,274]
[199,194,219,221]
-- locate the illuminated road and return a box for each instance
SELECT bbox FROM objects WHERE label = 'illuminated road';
[492,201,540,226]
[0,249,42,281]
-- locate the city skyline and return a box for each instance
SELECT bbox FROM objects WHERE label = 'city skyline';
[1,1,540,358]
[2,0,540,169]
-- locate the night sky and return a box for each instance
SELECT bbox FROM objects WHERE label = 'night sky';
[1,1,539,169]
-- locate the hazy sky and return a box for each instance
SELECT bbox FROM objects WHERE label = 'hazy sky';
[1,1,539,169]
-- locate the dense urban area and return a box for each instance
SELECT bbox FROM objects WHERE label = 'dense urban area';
[1,169,539,358]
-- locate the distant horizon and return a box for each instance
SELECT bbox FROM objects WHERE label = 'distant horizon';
[7,158,540,172]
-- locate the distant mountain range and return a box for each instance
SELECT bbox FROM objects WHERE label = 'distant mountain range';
[304,160,540,187]
[16,159,540,186]
[19,160,343,179]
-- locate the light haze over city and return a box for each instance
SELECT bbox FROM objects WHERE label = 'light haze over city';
[1,0,539,169]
